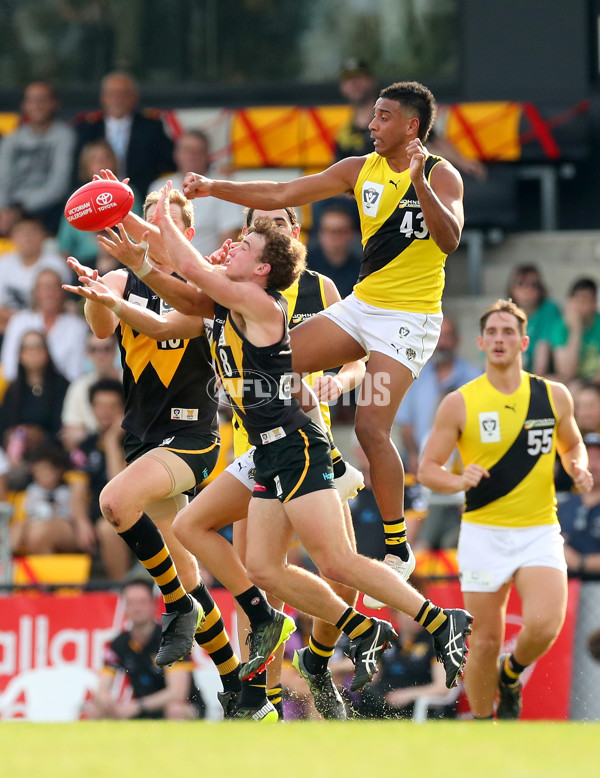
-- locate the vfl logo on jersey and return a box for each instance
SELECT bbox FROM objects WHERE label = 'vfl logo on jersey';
[160,299,175,315]
[361,181,384,217]
[171,407,199,421]
[479,411,500,442]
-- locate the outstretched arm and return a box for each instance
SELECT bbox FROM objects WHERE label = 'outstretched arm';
[64,273,206,341]
[183,157,363,208]
[154,182,277,324]
[95,226,212,317]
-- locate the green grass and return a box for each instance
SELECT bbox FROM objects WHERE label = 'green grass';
[0,720,597,778]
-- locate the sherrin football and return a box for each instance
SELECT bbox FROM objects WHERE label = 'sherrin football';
[64,179,135,232]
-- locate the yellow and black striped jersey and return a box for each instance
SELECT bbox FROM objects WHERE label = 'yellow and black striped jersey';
[231,269,330,457]
[457,372,558,528]
[117,269,218,443]
[353,152,447,313]
[211,292,308,447]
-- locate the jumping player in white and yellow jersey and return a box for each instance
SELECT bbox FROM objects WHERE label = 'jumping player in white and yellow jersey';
[418,299,593,720]
[182,81,464,599]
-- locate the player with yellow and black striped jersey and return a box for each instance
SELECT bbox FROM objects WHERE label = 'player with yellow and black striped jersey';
[183,81,465,601]
[66,187,242,709]
[155,183,473,710]
[419,299,593,720]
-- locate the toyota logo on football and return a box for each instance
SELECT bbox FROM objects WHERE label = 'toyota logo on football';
[96,192,113,206]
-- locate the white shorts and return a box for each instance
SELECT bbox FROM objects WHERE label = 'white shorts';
[225,447,256,491]
[318,293,442,378]
[457,522,567,592]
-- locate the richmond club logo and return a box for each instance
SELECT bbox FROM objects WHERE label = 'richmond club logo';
[96,192,113,206]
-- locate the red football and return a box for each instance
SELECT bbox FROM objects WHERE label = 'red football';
[64,179,135,232]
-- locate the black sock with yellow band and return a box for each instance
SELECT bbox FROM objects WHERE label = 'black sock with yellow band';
[336,608,373,641]
[303,635,335,675]
[190,582,241,693]
[119,514,191,615]
[499,653,527,686]
[415,600,448,635]
[383,516,409,562]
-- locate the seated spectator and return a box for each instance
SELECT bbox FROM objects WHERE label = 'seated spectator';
[148,129,240,256]
[0,215,69,338]
[358,592,452,720]
[0,331,69,487]
[57,139,142,269]
[70,378,130,580]
[1,268,88,382]
[85,579,204,720]
[61,333,122,450]
[334,58,380,162]
[307,206,362,299]
[0,81,75,236]
[552,277,600,383]
[507,264,563,375]
[559,432,600,578]
[74,71,174,198]
[9,443,79,555]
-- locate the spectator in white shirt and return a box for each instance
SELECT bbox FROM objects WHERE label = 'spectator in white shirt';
[60,332,122,450]
[0,215,70,337]
[1,268,87,382]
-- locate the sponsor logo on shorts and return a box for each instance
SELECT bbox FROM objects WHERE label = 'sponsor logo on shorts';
[361,181,384,217]
[479,411,501,442]
[398,326,410,337]
[254,483,267,492]
[201,467,209,481]
[322,472,334,480]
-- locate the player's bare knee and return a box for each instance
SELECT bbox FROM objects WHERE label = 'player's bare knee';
[354,418,390,453]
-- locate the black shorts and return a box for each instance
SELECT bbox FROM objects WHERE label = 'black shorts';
[252,421,334,503]
[124,431,220,487]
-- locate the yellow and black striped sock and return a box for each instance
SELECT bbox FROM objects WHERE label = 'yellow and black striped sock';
[267,686,283,717]
[303,636,335,675]
[119,514,190,615]
[415,600,448,635]
[499,654,526,686]
[336,607,373,641]
[240,669,268,708]
[383,516,409,561]
[190,582,241,693]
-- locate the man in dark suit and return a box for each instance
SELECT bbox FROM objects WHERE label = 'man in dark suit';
[74,72,174,197]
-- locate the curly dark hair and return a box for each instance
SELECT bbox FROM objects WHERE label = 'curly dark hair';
[379,81,437,141]
[247,217,306,291]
